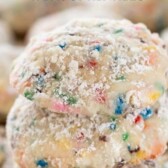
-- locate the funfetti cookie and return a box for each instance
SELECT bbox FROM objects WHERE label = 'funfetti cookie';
[109,0,168,32]
[0,0,82,35]
[0,20,12,44]
[0,44,23,123]
[6,95,168,168]
[10,19,168,116]
[28,6,120,39]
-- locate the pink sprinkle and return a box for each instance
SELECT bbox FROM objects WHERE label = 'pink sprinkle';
[95,89,106,104]
[89,40,100,44]
[50,99,81,114]
[134,26,142,31]
[51,100,69,113]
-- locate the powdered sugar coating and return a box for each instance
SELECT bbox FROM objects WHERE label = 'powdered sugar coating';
[10,19,168,116]
[7,96,168,168]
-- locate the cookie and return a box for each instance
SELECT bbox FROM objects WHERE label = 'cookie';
[28,6,120,39]
[110,0,168,32]
[7,95,168,168]
[0,20,12,44]
[0,44,23,123]
[0,0,81,34]
[10,19,168,116]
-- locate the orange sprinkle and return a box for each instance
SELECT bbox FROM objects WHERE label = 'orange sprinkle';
[150,142,166,159]
[23,81,31,87]
[149,53,157,65]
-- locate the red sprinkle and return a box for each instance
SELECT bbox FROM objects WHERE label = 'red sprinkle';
[76,132,85,141]
[96,89,106,104]
[134,115,142,124]
[87,60,98,68]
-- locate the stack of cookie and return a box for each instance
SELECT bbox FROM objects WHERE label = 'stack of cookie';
[7,19,168,168]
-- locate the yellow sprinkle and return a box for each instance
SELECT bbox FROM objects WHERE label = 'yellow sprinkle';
[57,138,71,151]
[143,46,156,51]
[149,92,161,101]
[131,151,147,164]
[69,126,77,134]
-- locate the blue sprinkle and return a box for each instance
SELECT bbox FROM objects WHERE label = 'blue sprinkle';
[36,159,48,168]
[109,123,116,130]
[140,108,153,120]
[37,76,44,87]
[59,42,67,49]
[127,145,131,151]
[93,45,102,52]
[115,96,125,115]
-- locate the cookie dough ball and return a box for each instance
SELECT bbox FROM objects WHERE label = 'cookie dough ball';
[28,6,120,39]
[110,0,168,32]
[7,95,168,168]
[0,20,12,44]
[0,0,81,34]
[10,19,168,116]
[0,44,23,123]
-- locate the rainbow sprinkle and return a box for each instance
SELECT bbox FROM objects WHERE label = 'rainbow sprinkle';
[122,132,129,141]
[109,123,116,130]
[93,44,102,52]
[36,159,48,168]
[115,96,125,115]
[59,42,67,49]
[24,90,34,101]
[140,108,153,120]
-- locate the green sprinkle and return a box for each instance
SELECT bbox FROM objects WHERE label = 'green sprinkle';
[110,116,117,122]
[24,90,34,100]
[113,29,123,34]
[54,88,77,105]
[67,96,77,105]
[53,73,61,81]
[155,82,164,94]
[116,75,125,81]
[122,132,129,141]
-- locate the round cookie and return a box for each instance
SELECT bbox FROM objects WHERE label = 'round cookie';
[0,0,82,34]
[109,0,168,32]
[28,6,120,39]
[0,20,12,44]
[7,95,168,168]
[10,19,168,116]
[0,44,23,123]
